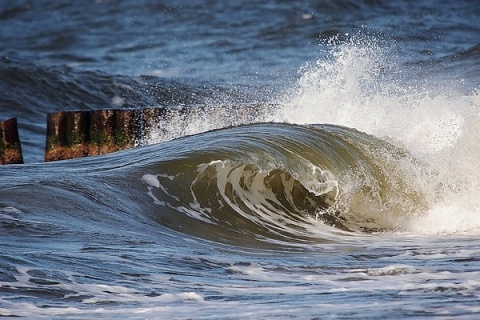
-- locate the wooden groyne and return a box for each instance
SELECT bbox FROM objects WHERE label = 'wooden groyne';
[44,104,269,162]
[0,118,23,164]
[45,109,142,161]
[0,104,271,164]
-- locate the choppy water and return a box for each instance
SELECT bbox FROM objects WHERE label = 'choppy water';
[1,0,480,318]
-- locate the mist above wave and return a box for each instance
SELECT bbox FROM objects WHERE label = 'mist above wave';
[277,36,480,235]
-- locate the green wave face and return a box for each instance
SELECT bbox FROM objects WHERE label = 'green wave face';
[140,123,435,245]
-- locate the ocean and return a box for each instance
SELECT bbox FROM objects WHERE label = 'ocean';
[1,0,480,318]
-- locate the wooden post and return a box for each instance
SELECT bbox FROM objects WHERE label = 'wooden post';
[65,111,89,158]
[114,109,141,149]
[0,118,23,164]
[45,112,69,161]
[88,109,116,155]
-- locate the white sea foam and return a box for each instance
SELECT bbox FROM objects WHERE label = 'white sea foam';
[276,36,480,235]
[2,243,480,319]
[278,38,471,159]
[141,174,160,188]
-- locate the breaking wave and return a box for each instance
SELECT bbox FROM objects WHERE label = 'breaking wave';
[139,122,438,246]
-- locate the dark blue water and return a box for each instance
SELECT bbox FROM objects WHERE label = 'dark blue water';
[1,0,480,318]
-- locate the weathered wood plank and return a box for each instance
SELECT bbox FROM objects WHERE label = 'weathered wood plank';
[45,109,138,161]
[0,118,23,164]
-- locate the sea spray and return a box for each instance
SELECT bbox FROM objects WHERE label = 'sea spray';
[278,36,480,235]
[135,34,480,235]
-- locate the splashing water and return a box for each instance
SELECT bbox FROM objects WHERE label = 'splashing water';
[277,36,480,235]
[139,36,480,236]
